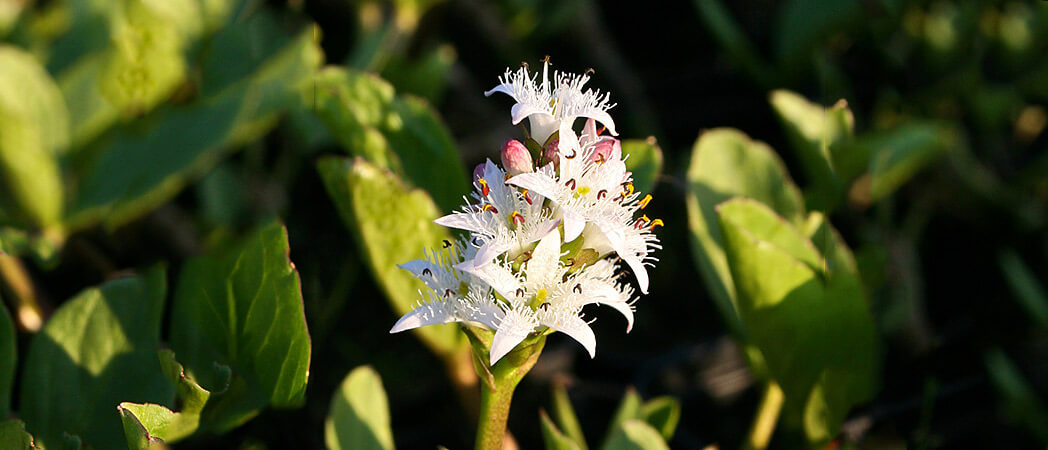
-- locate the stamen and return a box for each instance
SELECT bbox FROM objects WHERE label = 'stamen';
[516,288,526,297]
[565,179,577,190]
[443,289,454,298]
[482,204,499,214]
[597,189,608,199]
[638,194,653,209]
[422,268,432,277]
[442,240,452,248]
[509,211,525,226]
[585,68,595,75]
[539,302,550,311]
[522,189,533,205]
[649,219,665,230]
[478,178,490,197]
[622,182,635,197]
[573,284,583,294]
[564,148,577,159]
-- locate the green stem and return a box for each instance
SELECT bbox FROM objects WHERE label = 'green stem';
[744,381,784,450]
[475,370,521,450]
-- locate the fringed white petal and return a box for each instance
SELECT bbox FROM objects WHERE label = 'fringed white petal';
[390,302,455,333]
[540,313,596,358]
[456,260,521,301]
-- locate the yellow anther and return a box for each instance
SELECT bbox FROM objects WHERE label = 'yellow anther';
[649,219,665,230]
[482,204,499,213]
[640,214,650,224]
[623,182,634,197]
[638,194,652,209]
[504,173,512,182]
[478,178,490,197]
[509,211,524,226]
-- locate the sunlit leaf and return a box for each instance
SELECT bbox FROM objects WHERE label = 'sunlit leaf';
[540,410,582,450]
[685,128,805,335]
[621,138,664,195]
[317,156,464,357]
[68,19,322,230]
[170,221,311,432]
[0,45,67,227]
[325,366,395,450]
[602,388,641,447]
[311,67,469,212]
[20,267,172,450]
[640,397,681,442]
[551,384,587,449]
[602,419,669,450]
[0,420,36,449]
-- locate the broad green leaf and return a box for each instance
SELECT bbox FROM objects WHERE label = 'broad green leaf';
[984,348,1048,443]
[998,250,1048,330]
[0,420,36,449]
[311,67,468,212]
[775,0,861,65]
[0,300,13,417]
[602,388,641,447]
[717,199,876,444]
[602,419,669,450]
[381,44,456,103]
[317,156,464,357]
[170,221,311,432]
[20,267,172,450]
[118,350,231,446]
[551,384,587,449]
[540,410,582,450]
[621,138,664,195]
[325,366,395,450]
[0,46,67,227]
[67,20,323,230]
[640,397,681,442]
[858,122,956,203]
[769,90,854,210]
[685,128,804,334]
[58,53,121,149]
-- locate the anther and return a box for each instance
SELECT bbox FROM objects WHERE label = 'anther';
[621,182,635,197]
[564,148,577,159]
[516,288,525,297]
[565,179,577,190]
[542,55,551,64]
[573,284,583,294]
[638,194,652,209]
[478,178,490,197]
[585,68,595,75]
[649,219,665,230]
[443,289,454,298]
[442,240,452,248]
[509,211,525,226]
[597,189,608,199]
[482,204,499,214]
[540,302,550,311]
[522,189,533,205]
[521,61,529,69]
[422,268,432,277]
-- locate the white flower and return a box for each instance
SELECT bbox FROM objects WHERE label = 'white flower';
[485,60,617,145]
[507,120,661,293]
[434,159,559,268]
[457,229,635,364]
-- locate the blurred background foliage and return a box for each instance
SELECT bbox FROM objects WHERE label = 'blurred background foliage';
[0,0,1046,448]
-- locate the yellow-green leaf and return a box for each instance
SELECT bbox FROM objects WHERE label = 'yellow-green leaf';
[325,366,395,450]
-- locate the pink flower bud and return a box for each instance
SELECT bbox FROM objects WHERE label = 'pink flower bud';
[473,163,486,181]
[500,139,533,176]
[589,138,621,164]
[542,138,559,169]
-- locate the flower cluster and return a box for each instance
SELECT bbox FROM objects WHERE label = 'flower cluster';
[391,60,662,364]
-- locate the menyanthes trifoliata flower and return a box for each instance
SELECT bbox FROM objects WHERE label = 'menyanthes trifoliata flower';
[391,60,661,366]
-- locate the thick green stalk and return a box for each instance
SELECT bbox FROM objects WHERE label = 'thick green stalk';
[464,327,546,450]
[475,369,521,450]
[744,381,784,450]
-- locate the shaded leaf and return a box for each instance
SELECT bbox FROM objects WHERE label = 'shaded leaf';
[0,300,12,417]
[0,45,67,227]
[551,384,587,449]
[317,156,464,357]
[20,267,172,450]
[325,366,395,450]
[621,138,664,195]
[541,410,582,450]
[602,419,669,450]
[685,128,805,335]
[67,18,322,230]
[0,420,36,449]
[311,68,468,212]
[775,0,861,65]
[170,221,311,432]
[856,122,956,204]
[640,397,681,442]
[602,388,642,447]
[984,348,1048,443]
[998,250,1048,330]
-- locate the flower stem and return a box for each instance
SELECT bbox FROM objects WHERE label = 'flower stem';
[464,327,546,450]
[475,370,521,450]
[745,381,784,450]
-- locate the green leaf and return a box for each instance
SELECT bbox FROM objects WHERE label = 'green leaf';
[0,420,36,449]
[170,221,311,432]
[67,19,322,230]
[325,366,395,450]
[857,122,956,204]
[691,0,775,88]
[317,156,464,357]
[685,128,805,336]
[998,250,1048,330]
[775,0,861,66]
[640,397,681,442]
[20,267,173,450]
[717,199,876,444]
[769,90,854,210]
[602,419,669,450]
[311,67,469,212]
[621,138,664,195]
[0,45,67,227]
[541,410,582,450]
[984,348,1048,443]
[551,384,587,449]
[118,350,231,446]
[602,388,642,447]
[0,300,13,417]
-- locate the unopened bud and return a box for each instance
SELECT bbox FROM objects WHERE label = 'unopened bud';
[501,139,533,176]
[473,163,486,181]
[542,138,560,169]
[589,138,621,164]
